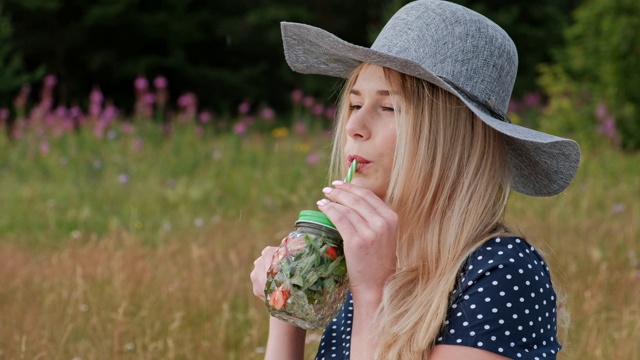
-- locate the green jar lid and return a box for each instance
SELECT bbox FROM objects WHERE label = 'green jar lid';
[296,210,337,229]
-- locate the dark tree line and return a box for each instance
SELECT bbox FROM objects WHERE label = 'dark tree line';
[1,0,581,116]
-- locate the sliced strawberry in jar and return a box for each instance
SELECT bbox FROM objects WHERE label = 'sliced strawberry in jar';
[268,286,290,310]
[325,246,338,260]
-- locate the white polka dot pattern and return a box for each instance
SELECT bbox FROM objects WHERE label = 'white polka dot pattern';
[315,293,353,359]
[438,237,561,358]
[314,237,561,359]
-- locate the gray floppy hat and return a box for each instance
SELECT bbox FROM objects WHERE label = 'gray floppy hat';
[281,0,580,197]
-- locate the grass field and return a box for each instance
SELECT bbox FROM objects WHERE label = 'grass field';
[0,121,638,359]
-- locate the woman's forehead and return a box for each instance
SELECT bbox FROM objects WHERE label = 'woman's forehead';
[352,64,403,94]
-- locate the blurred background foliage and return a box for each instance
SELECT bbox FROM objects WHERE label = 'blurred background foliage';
[538,0,640,150]
[1,0,639,149]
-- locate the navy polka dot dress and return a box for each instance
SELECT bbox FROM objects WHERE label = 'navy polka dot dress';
[314,237,562,359]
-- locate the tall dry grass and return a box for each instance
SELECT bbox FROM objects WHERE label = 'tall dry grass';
[0,128,638,359]
[0,216,296,360]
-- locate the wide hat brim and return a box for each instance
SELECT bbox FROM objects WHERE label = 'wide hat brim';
[281,21,580,197]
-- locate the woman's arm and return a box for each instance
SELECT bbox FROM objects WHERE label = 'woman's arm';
[349,287,385,360]
[264,317,306,360]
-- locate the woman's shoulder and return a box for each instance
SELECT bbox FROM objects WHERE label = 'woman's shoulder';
[451,236,556,311]
[458,236,552,288]
[470,236,547,264]
[437,236,562,359]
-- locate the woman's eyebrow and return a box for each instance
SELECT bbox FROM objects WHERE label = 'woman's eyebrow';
[349,89,393,96]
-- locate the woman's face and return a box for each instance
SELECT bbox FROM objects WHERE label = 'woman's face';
[344,64,399,199]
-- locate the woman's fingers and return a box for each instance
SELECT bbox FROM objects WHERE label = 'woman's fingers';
[250,246,278,301]
[317,181,398,294]
[319,181,397,239]
[328,180,390,214]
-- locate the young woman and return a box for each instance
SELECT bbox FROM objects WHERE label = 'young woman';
[250,1,580,359]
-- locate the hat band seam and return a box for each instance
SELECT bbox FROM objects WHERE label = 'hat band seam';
[439,76,511,124]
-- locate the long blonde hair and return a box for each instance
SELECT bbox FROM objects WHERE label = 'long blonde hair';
[329,64,513,359]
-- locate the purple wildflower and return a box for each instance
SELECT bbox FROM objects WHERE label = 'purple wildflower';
[303,96,314,108]
[0,108,9,123]
[44,74,57,88]
[293,121,308,135]
[178,92,197,108]
[233,120,249,135]
[39,141,50,154]
[595,102,608,120]
[312,103,325,117]
[238,101,251,115]
[325,106,336,120]
[133,137,143,152]
[306,152,320,165]
[198,111,212,123]
[143,93,156,105]
[612,203,626,214]
[522,92,541,108]
[597,115,619,145]
[291,89,304,104]
[70,106,83,118]
[154,76,168,89]
[102,104,118,123]
[153,77,169,107]
[54,105,68,118]
[134,76,149,91]
[90,87,104,104]
[13,85,31,112]
[38,98,53,114]
[261,107,275,121]
[89,103,102,117]
[600,116,615,134]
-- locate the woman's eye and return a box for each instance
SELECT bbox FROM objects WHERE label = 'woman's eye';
[348,104,395,112]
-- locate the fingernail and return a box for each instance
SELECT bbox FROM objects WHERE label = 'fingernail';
[332,180,344,186]
[322,187,333,194]
[317,199,330,206]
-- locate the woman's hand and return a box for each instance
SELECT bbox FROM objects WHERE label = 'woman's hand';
[250,246,278,301]
[251,246,306,360]
[251,245,307,360]
[318,180,398,359]
[317,180,398,304]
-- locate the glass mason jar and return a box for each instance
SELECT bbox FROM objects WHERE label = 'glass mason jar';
[264,210,348,330]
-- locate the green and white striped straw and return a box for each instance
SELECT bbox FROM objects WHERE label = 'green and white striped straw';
[344,159,357,183]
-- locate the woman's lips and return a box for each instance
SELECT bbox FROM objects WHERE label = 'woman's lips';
[347,155,370,172]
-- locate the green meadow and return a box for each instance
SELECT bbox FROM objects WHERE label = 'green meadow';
[0,122,638,359]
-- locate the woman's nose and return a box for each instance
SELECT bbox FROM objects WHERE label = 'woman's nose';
[346,107,371,140]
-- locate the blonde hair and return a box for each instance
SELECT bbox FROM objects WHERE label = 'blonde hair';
[329,64,513,359]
